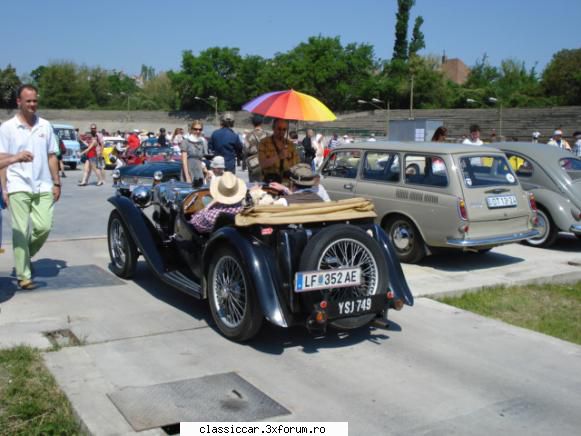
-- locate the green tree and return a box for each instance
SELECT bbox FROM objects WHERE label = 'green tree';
[409,16,425,57]
[393,0,414,61]
[137,73,175,111]
[0,64,22,108]
[542,48,581,105]
[37,62,92,108]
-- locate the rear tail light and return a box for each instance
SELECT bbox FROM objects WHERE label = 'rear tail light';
[457,198,468,220]
[528,192,537,211]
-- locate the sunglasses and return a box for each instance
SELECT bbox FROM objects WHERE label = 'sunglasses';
[192,128,202,132]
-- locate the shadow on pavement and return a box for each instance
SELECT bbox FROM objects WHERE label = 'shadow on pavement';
[420,249,524,272]
[125,261,213,325]
[544,234,581,253]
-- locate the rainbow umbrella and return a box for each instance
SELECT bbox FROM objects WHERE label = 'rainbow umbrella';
[242,89,336,122]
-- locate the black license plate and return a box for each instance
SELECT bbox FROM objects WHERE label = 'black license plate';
[326,294,386,318]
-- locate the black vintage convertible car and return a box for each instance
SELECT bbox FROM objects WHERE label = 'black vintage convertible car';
[107,178,413,341]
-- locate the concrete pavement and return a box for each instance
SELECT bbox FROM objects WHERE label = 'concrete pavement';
[0,171,580,434]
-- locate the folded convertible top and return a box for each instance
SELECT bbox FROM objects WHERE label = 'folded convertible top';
[235,197,377,226]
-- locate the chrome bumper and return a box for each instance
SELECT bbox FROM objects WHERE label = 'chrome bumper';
[446,229,540,248]
[569,225,581,235]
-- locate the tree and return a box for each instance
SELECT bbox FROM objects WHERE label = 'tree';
[0,65,22,108]
[409,16,425,57]
[542,48,581,105]
[392,0,414,61]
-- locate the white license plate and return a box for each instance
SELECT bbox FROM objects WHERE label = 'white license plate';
[486,195,517,208]
[295,267,361,292]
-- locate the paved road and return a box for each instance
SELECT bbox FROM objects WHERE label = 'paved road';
[0,168,580,435]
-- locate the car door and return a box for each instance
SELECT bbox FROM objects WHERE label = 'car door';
[320,149,362,201]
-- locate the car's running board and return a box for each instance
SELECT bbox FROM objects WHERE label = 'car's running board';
[162,270,203,299]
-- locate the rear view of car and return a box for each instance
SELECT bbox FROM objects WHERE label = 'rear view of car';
[53,124,81,170]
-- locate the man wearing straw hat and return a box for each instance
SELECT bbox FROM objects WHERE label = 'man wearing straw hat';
[189,172,246,234]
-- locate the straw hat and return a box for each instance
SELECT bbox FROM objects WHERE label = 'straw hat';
[210,172,246,205]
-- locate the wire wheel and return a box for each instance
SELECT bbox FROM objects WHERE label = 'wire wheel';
[107,211,138,278]
[211,255,248,329]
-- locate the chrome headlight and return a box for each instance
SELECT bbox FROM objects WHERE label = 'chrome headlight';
[131,186,152,208]
[112,169,121,180]
[153,170,163,182]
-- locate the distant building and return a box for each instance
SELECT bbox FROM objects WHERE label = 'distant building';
[441,55,470,85]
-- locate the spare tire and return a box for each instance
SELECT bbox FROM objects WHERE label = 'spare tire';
[299,224,388,330]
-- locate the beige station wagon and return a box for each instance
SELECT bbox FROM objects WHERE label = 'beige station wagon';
[320,142,539,263]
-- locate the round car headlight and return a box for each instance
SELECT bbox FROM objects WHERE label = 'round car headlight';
[112,169,121,180]
[153,170,163,182]
[131,186,152,208]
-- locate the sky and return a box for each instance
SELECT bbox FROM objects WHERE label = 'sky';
[2,0,580,77]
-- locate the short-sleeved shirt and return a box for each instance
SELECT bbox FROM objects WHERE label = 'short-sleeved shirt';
[180,135,208,180]
[0,115,58,194]
[189,202,243,233]
[209,128,243,172]
[258,136,300,185]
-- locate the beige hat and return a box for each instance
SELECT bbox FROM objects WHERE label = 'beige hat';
[289,163,316,186]
[211,155,225,169]
[210,172,247,205]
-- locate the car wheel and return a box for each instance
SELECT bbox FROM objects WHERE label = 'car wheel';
[524,208,558,248]
[299,224,388,330]
[384,216,425,263]
[208,246,263,341]
[107,210,138,278]
[68,163,77,170]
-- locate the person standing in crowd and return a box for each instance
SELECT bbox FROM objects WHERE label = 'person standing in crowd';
[0,84,61,290]
[0,150,34,255]
[158,128,168,147]
[328,133,340,150]
[532,131,541,143]
[244,114,267,182]
[78,124,105,186]
[462,124,483,145]
[258,118,300,185]
[547,129,571,151]
[431,126,448,142]
[127,129,141,151]
[572,131,581,157]
[181,120,208,188]
[209,112,243,173]
[312,132,326,169]
[301,128,316,169]
[171,127,184,154]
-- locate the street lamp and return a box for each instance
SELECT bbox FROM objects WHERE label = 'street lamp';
[195,95,218,122]
[487,97,502,138]
[357,98,390,136]
[465,98,477,104]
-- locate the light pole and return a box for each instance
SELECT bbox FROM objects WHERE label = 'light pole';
[357,98,390,136]
[409,74,414,120]
[488,97,502,138]
[195,95,218,122]
[120,92,130,123]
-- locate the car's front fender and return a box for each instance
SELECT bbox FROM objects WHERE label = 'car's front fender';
[203,227,291,328]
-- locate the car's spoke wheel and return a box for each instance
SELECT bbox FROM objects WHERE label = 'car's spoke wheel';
[299,225,388,330]
[385,216,425,263]
[107,210,138,278]
[525,208,558,248]
[208,247,262,341]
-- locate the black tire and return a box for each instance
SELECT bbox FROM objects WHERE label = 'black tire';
[107,210,138,278]
[524,208,558,248]
[68,163,77,170]
[207,246,263,341]
[384,215,425,263]
[473,248,492,254]
[299,224,388,330]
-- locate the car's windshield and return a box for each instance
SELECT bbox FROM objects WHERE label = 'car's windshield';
[54,128,76,141]
[459,155,518,187]
[560,157,581,180]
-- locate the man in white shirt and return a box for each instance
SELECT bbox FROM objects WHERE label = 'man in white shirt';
[547,129,571,151]
[462,124,484,146]
[0,84,61,290]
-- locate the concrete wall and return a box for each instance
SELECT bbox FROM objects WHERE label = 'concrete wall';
[2,106,580,141]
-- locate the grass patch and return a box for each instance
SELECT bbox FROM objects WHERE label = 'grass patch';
[0,346,81,435]
[436,282,581,345]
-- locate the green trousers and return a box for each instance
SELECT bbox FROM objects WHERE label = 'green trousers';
[9,192,54,281]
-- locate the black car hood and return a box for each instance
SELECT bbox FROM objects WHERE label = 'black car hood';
[119,162,181,177]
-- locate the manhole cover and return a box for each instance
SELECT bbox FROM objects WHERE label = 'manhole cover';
[108,372,290,432]
[0,264,124,291]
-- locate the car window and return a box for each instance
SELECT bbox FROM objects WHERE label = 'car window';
[54,128,76,141]
[506,153,534,178]
[363,152,400,183]
[321,150,361,179]
[459,155,518,187]
[560,157,581,180]
[404,154,448,187]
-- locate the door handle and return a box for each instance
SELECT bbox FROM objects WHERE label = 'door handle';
[344,183,354,190]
